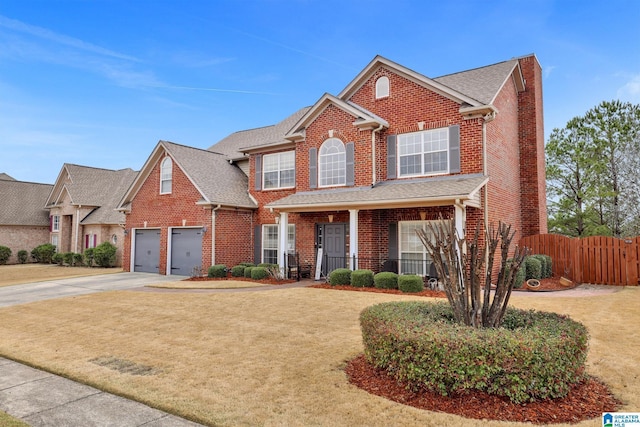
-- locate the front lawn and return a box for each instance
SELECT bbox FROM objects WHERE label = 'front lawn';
[0,264,122,287]
[0,286,636,426]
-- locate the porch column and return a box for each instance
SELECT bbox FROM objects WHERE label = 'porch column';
[349,209,359,270]
[278,212,288,269]
[454,201,466,252]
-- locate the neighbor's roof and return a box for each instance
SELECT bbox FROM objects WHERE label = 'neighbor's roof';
[118,141,257,210]
[208,107,310,159]
[266,174,488,212]
[0,173,15,181]
[81,169,138,225]
[0,179,53,226]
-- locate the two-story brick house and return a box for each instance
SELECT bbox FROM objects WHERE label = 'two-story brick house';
[119,54,546,277]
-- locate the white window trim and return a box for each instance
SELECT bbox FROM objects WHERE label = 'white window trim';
[397,128,449,178]
[52,215,60,232]
[160,157,173,194]
[319,138,346,188]
[262,224,296,264]
[398,220,442,275]
[262,151,295,190]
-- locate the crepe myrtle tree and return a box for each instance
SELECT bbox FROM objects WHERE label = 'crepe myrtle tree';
[416,219,528,328]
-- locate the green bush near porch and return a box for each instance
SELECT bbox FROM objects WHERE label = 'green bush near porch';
[374,272,398,289]
[328,268,352,286]
[398,275,424,293]
[251,267,269,280]
[0,246,11,265]
[351,269,374,288]
[208,264,227,278]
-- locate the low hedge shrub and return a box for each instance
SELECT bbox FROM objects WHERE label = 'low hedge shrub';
[208,264,227,278]
[94,242,117,267]
[360,301,589,404]
[251,266,269,280]
[398,275,424,293]
[524,256,542,280]
[374,271,398,289]
[52,253,64,266]
[244,266,254,278]
[329,268,352,286]
[84,248,95,267]
[0,245,11,265]
[31,243,56,264]
[351,269,374,288]
[230,265,246,277]
[17,250,28,264]
[531,255,549,278]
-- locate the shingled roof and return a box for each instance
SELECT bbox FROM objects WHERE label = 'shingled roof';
[46,164,138,225]
[0,179,53,226]
[0,173,15,181]
[118,141,256,210]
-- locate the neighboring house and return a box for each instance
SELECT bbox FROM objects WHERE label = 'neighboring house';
[119,54,547,276]
[45,164,137,266]
[0,177,53,263]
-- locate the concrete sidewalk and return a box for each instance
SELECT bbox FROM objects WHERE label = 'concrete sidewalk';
[0,357,203,427]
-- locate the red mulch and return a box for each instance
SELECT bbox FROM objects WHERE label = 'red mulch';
[318,277,619,423]
[345,354,621,424]
[185,276,296,285]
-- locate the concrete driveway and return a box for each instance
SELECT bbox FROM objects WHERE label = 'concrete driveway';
[0,272,187,308]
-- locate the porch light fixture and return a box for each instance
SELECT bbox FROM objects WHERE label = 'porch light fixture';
[328,214,334,223]
[275,216,280,224]
[124,229,129,236]
[202,226,208,233]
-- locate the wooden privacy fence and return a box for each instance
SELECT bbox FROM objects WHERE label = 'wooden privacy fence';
[519,234,640,286]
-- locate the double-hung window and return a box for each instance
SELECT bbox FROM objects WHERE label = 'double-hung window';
[263,151,295,190]
[51,215,60,232]
[398,128,449,177]
[319,138,346,187]
[262,224,296,264]
[399,220,442,276]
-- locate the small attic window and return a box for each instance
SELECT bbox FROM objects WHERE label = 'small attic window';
[160,157,173,194]
[375,76,389,99]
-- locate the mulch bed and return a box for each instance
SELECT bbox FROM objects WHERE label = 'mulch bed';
[315,277,620,423]
[345,354,621,424]
[185,276,297,285]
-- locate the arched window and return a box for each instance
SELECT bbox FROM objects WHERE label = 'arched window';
[319,138,346,187]
[160,157,172,194]
[375,76,389,99]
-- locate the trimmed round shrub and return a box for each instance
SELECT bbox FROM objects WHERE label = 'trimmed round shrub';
[360,301,589,404]
[244,266,255,278]
[541,254,552,278]
[240,262,255,267]
[258,263,278,270]
[73,253,84,266]
[31,243,56,264]
[329,268,352,286]
[94,242,117,267]
[230,265,246,277]
[251,266,269,280]
[17,250,28,264]
[524,256,542,280]
[351,269,374,288]
[374,271,398,289]
[0,245,11,265]
[398,275,424,293]
[531,255,549,278]
[207,264,227,278]
[52,252,64,266]
[63,252,74,266]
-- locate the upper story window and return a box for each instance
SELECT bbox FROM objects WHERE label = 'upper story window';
[319,138,346,187]
[263,151,295,190]
[160,157,173,194]
[375,76,389,99]
[51,215,60,232]
[398,128,449,177]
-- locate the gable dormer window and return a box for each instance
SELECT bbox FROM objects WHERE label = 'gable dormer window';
[160,157,173,194]
[375,76,389,99]
[319,138,346,187]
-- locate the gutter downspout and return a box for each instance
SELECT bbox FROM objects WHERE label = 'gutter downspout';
[371,124,384,186]
[211,204,221,266]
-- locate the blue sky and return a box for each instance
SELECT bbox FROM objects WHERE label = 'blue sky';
[1,0,639,184]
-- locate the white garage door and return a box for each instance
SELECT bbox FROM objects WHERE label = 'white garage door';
[170,228,203,276]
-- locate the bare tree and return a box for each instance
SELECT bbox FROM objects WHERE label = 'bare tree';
[416,219,528,328]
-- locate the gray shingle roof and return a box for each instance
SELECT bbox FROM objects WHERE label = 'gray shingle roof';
[266,174,488,211]
[0,179,53,226]
[0,173,15,181]
[162,141,256,208]
[434,59,519,105]
[81,168,138,225]
[209,107,310,158]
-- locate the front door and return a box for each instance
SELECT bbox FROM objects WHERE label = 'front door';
[321,224,346,276]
